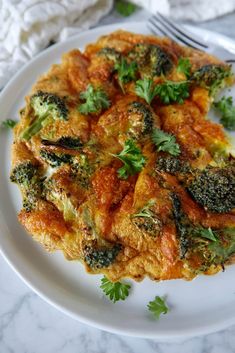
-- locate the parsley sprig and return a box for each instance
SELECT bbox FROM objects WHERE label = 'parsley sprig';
[152,128,181,156]
[135,78,157,105]
[100,276,131,303]
[195,227,218,242]
[112,139,146,179]
[114,58,137,93]
[148,296,169,319]
[135,77,190,105]
[177,57,192,78]
[78,84,110,115]
[154,80,190,104]
[1,119,17,129]
[213,96,235,130]
[115,0,136,17]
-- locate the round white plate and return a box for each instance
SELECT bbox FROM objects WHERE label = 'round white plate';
[0,21,235,340]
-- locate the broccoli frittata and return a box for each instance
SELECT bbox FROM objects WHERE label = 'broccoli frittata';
[11,30,235,282]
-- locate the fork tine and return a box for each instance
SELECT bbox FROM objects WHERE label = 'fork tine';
[153,14,205,51]
[149,18,200,50]
[148,19,171,37]
[226,59,235,63]
[157,12,208,50]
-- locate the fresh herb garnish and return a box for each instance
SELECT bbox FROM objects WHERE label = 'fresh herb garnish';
[1,119,17,129]
[147,296,169,319]
[213,96,235,130]
[208,228,235,263]
[152,128,181,156]
[114,58,137,92]
[112,139,146,179]
[100,276,131,303]
[135,78,157,104]
[195,227,218,242]
[78,84,110,115]
[177,57,191,78]
[115,0,136,17]
[154,80,190,104]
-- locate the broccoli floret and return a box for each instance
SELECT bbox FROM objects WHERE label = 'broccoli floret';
[171,193,192,258]
[70,154,93,189]
[21,91,68,141]
[83,242,121,269]
[189,227,235,271]
[132,216,161,237]
[131,199,161,237]
[10,161,44,211]
[157,156,190,174]
[44,178,77,221]
[188,166,235,213]
[127,101,153,139]
[10,161,37,185]
[40,149,73,167]
[97,47,121,63]
[191,64,232,96]
[41,136,83,150]
[128,43,173,78]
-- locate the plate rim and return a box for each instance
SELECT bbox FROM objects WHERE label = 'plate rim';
[1,20,235,340]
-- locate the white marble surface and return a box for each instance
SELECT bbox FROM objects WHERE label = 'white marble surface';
[1,6,235,353]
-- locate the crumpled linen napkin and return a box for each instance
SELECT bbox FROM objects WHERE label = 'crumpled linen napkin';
[0,0,113,89]
[1,0,235,89]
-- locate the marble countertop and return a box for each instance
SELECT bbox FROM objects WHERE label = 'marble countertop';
[1,6,235,353]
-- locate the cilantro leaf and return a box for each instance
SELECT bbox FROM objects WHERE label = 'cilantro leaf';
[100,276,131,303]
[114,58,137,93]
[177,57,192,78]
[135,78,157,105]
[115,0,136,17]
[195,227,218,242]
[78,84,110,115]
[1,119,17,129]
[112,139,146,179]
[154,80,190,104]
[213,96,235,130]
[152,128,181,156]
[147,296,169,319]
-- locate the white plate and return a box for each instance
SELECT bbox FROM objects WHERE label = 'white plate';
[0,21,235,340]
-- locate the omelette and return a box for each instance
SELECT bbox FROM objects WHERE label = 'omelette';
[10,30,235,282]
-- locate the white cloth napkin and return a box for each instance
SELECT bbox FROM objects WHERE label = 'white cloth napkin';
[0,0,113,89]
[132,0,235,21]
[1,0,235,89]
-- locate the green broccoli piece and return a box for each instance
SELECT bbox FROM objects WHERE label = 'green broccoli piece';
[40,149,73,168]
[131,199,161,237]
[69,154,93,189]
[188,166,235,213]
[156,156,190,174]
[10,161,37,185]
[191,64,232,96]
[41,136,83,150]
[190,227,235,270]
[83,242,121,269]
[128,43,172,78]
[127,101,153,139]
[97,47,121,63]
[44,178,77,221]
[171,193,192,258]
[10,162,44,211]
[21,91,68,141]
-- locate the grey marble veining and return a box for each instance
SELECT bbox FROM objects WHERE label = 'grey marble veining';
[1,7,235,353]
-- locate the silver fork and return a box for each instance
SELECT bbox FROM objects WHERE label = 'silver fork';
[148,12,235,64]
